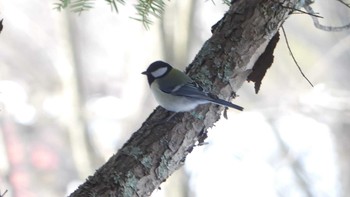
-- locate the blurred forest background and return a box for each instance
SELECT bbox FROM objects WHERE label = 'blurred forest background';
[0,0,350,196]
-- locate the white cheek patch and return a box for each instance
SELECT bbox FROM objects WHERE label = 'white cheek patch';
[151,67,168,78]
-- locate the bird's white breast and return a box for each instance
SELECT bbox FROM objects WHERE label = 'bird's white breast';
[150,82,207,112]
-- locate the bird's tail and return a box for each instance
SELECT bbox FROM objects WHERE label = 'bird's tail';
[210,98,244,111]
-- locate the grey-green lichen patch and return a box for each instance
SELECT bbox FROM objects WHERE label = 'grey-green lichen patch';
[223,64,234,83]
[199,40,220,59]
[155,155,170,179]
[200,65,211,77]
[190,111,205,120]
[217,72,223,80]
[140,155,153,169]
[112,173,121,185]
[192,65,214,90]
[213,57,223,66]
[123,171,138,196]
[123,146,143,159]
[197,65,213,87]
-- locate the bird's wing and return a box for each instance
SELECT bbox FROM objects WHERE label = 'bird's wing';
[160,81,244,111]
[160,81,211,100]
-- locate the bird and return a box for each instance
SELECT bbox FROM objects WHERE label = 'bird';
[142,61,244,113]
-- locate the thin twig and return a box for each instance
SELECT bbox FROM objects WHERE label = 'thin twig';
[336,0,350,9]
[304,4,350,31]
[0,190,8,197]
[281,26,314,87]
[280,5,323,18]
[292,11,322,18]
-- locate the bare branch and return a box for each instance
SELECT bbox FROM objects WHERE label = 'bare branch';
[0,190,8,197]
[336,0,350,9]
[280,5,323,18]
[303,3,350,31]
[0,19,3,33]
[281,26,314,87]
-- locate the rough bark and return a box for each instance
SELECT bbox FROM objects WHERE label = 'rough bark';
[69,0,298,196]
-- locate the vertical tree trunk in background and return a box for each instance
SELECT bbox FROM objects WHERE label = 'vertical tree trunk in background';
[53,12,95,179]
[334,124,350,197]
[69,0,299,196]
[327,5,350,195]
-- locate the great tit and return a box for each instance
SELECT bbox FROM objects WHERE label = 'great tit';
[142,61,244,113]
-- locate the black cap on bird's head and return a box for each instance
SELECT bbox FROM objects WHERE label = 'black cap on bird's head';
[142,61,172,85]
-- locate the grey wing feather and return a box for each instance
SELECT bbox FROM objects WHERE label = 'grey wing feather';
[160,82,244,111]
[161,82,211,100]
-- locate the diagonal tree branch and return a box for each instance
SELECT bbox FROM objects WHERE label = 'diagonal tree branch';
[69,0,299,196]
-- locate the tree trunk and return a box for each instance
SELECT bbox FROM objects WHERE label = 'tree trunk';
[69,0,298,196]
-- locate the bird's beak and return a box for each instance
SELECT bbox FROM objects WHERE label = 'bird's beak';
[141,71,148,75]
